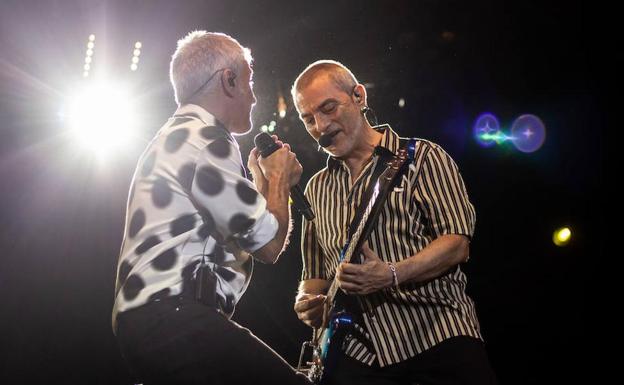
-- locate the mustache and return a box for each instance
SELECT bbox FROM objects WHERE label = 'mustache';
[318,131,339,148]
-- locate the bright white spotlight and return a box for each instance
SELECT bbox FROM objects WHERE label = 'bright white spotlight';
[65,82,137,157]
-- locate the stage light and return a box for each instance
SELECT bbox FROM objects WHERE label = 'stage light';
[83,34,96,77]
[398,98,405,108]
[65,82,137,157]
[553,227,572,247]
[277,94,287,119]
[130,41,142,72]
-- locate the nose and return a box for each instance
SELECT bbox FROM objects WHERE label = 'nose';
[251,89,257,105]
[314,113,331,134]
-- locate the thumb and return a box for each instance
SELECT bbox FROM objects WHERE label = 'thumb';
[248,148,260,170]
[361,241,380,262]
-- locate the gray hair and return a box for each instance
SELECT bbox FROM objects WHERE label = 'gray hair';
[291,60,359,110]
[170,31,253,106]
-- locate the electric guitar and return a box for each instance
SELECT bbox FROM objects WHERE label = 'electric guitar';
[298,141,414,384]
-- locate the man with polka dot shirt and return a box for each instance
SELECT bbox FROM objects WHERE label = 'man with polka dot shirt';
[112,31,310,384]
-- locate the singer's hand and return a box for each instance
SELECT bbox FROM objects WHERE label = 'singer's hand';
[258,136,302,188]
[247,147,268,194]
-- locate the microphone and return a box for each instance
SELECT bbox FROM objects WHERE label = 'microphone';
[318,134,334,148]
[253,133,315,220]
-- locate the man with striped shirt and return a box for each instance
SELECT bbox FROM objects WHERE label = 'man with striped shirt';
[292,60,497,384]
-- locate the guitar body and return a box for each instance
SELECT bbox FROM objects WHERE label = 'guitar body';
[309,308,354,384]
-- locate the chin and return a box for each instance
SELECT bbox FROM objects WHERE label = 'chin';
[231,120,253,136]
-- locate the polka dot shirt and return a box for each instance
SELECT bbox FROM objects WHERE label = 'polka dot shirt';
[112,104,277,329]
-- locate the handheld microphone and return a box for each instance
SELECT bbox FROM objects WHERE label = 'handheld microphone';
[253,133,315,220]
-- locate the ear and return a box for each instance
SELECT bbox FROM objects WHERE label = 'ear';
[221,68,236,97]
[352,83,367,107]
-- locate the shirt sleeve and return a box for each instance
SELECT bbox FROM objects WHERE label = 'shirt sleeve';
[412,144,476,239]
[300,177,327,280]
[190,136,278,253]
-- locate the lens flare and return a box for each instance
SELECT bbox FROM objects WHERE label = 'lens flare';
[473,113,501,147]
[511,114,546,153]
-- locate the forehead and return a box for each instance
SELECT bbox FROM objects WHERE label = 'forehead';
[295,74,346,113]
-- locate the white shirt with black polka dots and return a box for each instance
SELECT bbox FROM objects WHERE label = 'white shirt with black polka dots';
[112,104,277,329]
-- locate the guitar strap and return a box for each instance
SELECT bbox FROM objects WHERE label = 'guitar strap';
[343,137,417,264]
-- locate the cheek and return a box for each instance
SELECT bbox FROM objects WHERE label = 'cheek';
[306,127,320,140]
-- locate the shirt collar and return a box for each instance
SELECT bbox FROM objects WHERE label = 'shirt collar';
[173,103,232,140]
[173,104,227,129]
[326,124,401,170]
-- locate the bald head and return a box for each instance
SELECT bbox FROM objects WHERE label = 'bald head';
[291,60,359,111]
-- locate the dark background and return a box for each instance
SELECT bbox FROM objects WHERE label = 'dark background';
[0,0,600,383]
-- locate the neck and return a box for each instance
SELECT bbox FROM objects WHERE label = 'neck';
[187,93,232,132]
[343,122,383,177]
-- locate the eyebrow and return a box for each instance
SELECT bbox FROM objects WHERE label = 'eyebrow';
[300,98,338,119]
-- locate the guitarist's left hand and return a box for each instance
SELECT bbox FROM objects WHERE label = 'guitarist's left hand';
[336,242,394,295]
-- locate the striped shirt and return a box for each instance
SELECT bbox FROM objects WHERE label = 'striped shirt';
[301,125,482,367]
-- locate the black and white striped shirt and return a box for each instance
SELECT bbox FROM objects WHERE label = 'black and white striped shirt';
[301,125,482,367]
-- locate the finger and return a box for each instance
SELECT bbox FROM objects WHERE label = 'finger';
[294,297,317,312]
[336,267,359,284]
[294,295,325,312]
[301,305,324,322]
[340,262,363,275]
[339,281,360,295]
[360,241,379,261]
[295,293,317,302]
[248,148,259,167]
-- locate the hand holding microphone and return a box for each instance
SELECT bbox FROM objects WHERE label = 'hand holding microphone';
[253,133,314,220]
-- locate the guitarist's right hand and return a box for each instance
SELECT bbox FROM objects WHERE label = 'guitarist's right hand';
[294,293,327,329]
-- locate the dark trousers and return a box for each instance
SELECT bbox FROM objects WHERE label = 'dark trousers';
[116,295,311,385]
[325,336,498,385]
